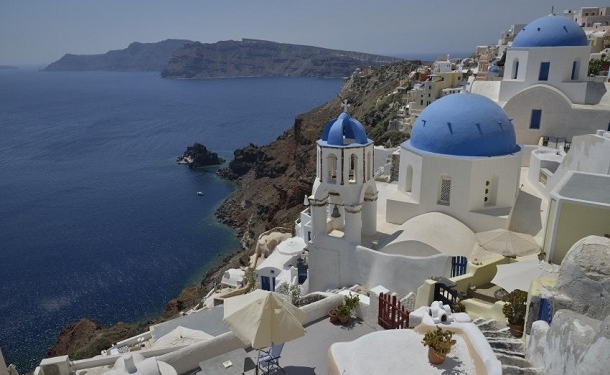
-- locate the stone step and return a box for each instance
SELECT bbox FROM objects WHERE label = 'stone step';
[474,318,508,331]
[479,329,514,339]
[492,347,526,359]
[495,353,532,367]
[502,364,545,375]
[486,339,525,353]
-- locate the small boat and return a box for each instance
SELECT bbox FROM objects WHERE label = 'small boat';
[197,191,204,196]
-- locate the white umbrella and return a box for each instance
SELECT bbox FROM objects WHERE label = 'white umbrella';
[492,259,559,292]
[153,326,213,348]
[223,289,306,349]
[475,229,541,258]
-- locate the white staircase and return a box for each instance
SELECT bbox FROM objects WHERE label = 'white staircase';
[474,319,545,375]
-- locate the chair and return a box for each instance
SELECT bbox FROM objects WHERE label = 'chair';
[257,342,285,374]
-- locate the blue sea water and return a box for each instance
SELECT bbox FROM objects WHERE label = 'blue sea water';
[0,68,341,372]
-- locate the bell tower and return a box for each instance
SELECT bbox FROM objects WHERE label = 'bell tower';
[309,107,377,245]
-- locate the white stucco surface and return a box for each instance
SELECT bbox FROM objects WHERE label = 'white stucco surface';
[380,212,476,257]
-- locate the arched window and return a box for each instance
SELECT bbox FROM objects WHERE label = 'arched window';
[327,154,337,184]
[349,154,358,183]
[366,151,372,181]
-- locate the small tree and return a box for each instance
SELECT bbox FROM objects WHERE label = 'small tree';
[502,289,528,325]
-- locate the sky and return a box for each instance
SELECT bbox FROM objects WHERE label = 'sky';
[0,0,606,65]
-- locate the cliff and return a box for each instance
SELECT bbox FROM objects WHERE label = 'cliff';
[45,59,419,360]
[215,60,419,249]
[43,39,193,72]
[161,38,403,78]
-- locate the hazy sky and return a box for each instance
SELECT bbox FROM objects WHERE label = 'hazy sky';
[0,0,605,65]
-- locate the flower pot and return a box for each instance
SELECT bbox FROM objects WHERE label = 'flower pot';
[329,308,339,323]
[339,315,349,324]
[508,323,524,338]
[428,348,446,365]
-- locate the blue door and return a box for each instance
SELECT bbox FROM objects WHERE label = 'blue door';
[261,276,270,291]
[260,276,276,291]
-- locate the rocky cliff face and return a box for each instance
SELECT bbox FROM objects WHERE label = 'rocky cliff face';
[161,38,403,78]
[43,39,193,71]
[215,60,420,250]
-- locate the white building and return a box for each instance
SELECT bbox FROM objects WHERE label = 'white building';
[471,15,610,145]
[301,93,524,294]
[392,93,522,232]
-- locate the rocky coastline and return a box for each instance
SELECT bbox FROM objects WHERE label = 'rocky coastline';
[45,59,420,361]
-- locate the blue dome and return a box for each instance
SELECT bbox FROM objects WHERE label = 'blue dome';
[407,93,518,157]
[512,16,587,47]
[320,112,370,146]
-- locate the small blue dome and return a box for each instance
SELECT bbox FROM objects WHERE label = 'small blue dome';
[320,112,370,146]
[406,93,518,157]
[512,16,587,48]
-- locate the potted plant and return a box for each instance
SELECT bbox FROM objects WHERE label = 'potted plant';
[421,326,457,365]
[502,289,528,338]
[328,306,339,323]
[337,304,352,324]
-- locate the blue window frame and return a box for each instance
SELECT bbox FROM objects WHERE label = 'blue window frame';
[539,62,550,81]
[530,109,542,129]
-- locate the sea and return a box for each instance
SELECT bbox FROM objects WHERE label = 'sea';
[0,67,342,372]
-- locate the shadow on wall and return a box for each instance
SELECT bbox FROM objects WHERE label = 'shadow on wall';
[508,189,543,236]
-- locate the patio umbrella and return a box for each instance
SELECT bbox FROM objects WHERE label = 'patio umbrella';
[492,259,559,292]
[223,289,306,349]
[153,326,213,348]
[475,229,540,258]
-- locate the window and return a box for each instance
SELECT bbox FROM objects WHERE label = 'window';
[438,177,451,205]
[530,109,542,129]
[349,154,357,183]
[512,59,519,79]
[571,61,579,80]
[539,62,550,81]
[327,154,338,183]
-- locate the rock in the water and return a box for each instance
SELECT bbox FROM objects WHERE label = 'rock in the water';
[177,143,225,168]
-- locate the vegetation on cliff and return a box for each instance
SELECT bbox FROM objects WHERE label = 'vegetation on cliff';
[215,60,419,250]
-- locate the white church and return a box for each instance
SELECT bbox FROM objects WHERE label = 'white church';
[470,15,610,146]
[299,14,610,297]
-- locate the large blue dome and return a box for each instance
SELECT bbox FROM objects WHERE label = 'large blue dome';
[320,112,370,146]
[407,93,518,157]
[512,16,587,48]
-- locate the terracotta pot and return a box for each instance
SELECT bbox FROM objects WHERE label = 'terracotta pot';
[339,315,349,324]
[428,348,446,365]
[508,323,524,338]
[329,309,339,323]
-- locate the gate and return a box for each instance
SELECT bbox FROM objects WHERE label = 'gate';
[378,293,410,329]
[451,256,468,277]
[538,297,552,324]
[433,280,458,306]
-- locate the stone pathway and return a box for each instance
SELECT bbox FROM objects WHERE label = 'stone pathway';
[473,318,545,375]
